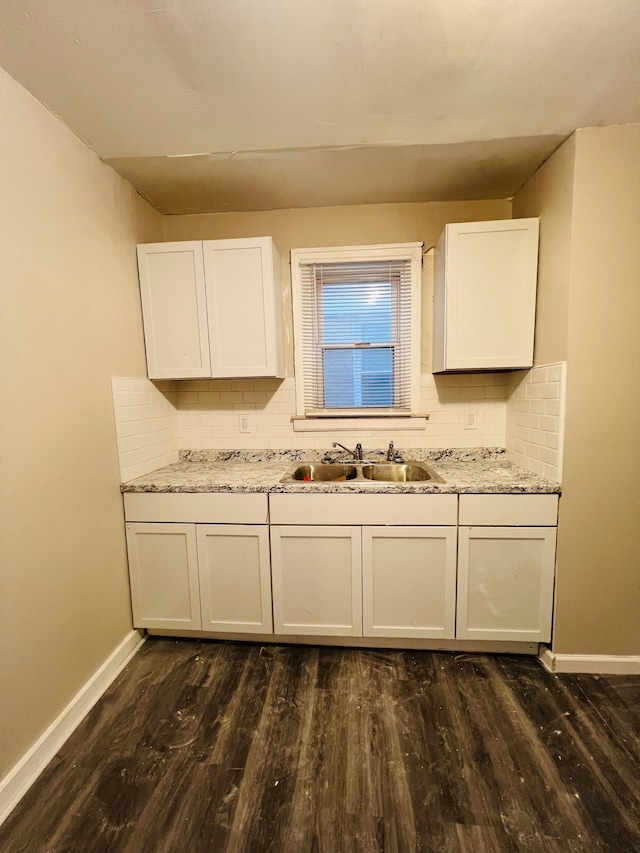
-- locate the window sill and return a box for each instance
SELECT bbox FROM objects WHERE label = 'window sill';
[291,415,430,432]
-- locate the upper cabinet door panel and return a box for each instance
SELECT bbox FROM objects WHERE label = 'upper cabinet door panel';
[433,218,539,372]
[137,242,211,379]
[203,237,284,378]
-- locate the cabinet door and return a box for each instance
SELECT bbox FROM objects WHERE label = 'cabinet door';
[137,242,211,379]
[196,525,273,633]
[270,526,362,636]
[203,237,284,378]
[433,218,539,372]
[125,523,201,630]
[362,527,457,639]
[457,526,557,642]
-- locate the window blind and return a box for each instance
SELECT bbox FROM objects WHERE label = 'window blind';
[298,259,414,414]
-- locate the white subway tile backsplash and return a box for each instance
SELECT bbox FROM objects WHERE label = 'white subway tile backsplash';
[541,382,560,399]
[112,368,566,478]
[545,433,560,450]
[122,378,144,392]
[539,415,559,432]
[546,363,564,382]
[111,377,181,481]
[539,446,558,464]
[505,362,566,482]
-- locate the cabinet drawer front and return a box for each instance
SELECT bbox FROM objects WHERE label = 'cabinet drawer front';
[459,494,558,526]
[269,493,457,526]
[123,492,268,524]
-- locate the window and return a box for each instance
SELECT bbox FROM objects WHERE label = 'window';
[291,243,422,417]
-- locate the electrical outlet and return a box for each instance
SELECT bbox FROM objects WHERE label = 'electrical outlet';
[239,416,251,433]
[464,410,478,430]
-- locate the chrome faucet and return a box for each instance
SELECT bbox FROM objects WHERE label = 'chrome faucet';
[386,441,402,462]
[332,441,363,461]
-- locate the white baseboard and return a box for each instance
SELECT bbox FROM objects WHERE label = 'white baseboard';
[0,629,145,826]
[539,645,640,674]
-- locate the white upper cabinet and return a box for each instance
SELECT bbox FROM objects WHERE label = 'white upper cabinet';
[137,237,285,380]
[203,238,284,378]
[432,218,539,372]
[137,241,211,379]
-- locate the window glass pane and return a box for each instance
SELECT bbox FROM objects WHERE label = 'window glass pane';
[322,282,392,344]
[323,348,393,408]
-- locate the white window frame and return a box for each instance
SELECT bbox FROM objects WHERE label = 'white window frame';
[291,243,422,419]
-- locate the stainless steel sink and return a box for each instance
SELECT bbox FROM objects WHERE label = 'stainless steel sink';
[361,462,442,482]
[280,460,443,484]
[284,463,358,482]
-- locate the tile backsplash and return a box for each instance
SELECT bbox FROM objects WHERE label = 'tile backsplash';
[111,377,181,481]
[173,373,510,451]
[112,372,509,476]
[112,367,566,482]
[505,362,567,481]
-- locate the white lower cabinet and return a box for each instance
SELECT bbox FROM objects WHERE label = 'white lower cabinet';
[124,490,559,647]
[270,526,362,635]
[455,495,558,643]
[362,527,457,639]
[126,521,272,633]
[125,523,201,631]
[197,525,272,633]
[456,527,557,642]
[269,497,458,640]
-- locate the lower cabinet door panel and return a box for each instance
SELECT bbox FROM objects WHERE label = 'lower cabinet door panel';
[457,526,557,642]
[125,522,201,630]
[362,526,457,639]
[270,526,362,636]
[196,524,273,633]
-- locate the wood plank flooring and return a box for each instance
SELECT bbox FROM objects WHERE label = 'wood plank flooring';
[1,639,639,853]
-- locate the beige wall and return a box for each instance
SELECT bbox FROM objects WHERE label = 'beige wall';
[0,67,163,778]
[554,125,640,656]
[514,124,640,656]
[512,135,575,366]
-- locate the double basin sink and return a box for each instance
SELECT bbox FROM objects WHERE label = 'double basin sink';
[280,461,444,484]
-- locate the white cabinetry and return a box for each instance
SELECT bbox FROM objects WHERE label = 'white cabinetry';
[269,494,458,640]
[124,494,272,633]
[197,525,272,633]
[456,495,558,642]
[433,218,539,372]
[362,526,457,639]
[123,489,559,647]
[137,237,284,380]
[125,522,201,631]
[270,526,362,635]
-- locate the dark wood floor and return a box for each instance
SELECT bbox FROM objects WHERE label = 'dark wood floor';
[2,640,639,853]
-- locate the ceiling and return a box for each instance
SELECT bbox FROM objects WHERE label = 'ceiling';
[1,0,638,214]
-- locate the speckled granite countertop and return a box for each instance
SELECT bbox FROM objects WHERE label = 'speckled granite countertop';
[121,449,560,495]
